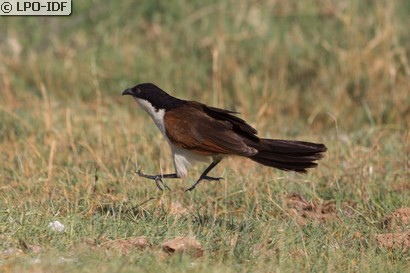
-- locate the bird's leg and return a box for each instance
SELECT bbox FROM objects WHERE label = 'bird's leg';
[136,170,179,191]
[185,159,223,192]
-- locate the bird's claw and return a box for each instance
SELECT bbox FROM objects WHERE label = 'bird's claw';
[136,169,172,191]
[185,176,224,192]
[156,177,172,191]
[204,176,224,182]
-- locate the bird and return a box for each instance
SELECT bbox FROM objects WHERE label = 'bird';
[122,83,327,191]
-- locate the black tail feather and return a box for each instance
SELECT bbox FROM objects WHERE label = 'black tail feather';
[250,139,327,173]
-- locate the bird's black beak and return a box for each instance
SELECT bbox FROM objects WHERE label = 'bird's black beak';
[122,88,133,96]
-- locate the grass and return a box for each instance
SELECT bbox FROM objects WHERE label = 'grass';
[0,0,409,272]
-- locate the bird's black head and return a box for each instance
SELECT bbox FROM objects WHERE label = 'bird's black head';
[122,83,185,111]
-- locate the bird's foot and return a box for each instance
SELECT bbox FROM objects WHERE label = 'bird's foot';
[185,176,224,192]
[136,170,172,191]
[203,176,224,182]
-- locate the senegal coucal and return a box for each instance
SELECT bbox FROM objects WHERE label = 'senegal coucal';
[122,83,327,191]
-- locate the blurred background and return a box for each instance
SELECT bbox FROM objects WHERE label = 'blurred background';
[1,0,409,192]
[0,1,409,271]
[2,0,409,131]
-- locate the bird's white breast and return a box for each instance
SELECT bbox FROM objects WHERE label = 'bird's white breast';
[135,98,209,177]
[169,143,209,177]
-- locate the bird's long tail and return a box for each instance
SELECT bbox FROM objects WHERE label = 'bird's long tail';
[250,139,327,173]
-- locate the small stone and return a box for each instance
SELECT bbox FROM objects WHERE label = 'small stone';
[47,221,65,232]
[162,236,203,257]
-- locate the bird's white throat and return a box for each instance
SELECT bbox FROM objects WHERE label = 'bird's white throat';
[135,98,166,134]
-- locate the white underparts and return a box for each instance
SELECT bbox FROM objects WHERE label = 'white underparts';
[135,98,210,177]
[169,144,209,178]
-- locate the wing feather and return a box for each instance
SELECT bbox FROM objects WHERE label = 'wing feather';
[204,105,259,140]
[164,104,257,156]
